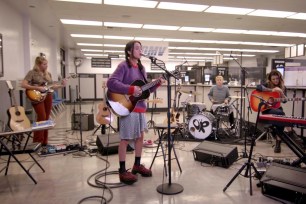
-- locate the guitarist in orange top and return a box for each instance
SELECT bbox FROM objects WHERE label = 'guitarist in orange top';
[21,56,66,151]
[256,70,287,153]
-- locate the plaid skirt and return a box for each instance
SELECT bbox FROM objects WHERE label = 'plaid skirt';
[119,112,148,140]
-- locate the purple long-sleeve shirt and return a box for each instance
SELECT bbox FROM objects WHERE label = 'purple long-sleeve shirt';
[107,61,160,112]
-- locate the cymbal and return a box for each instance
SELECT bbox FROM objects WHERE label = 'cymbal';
[230,96,245,99]
[180,90,200,95]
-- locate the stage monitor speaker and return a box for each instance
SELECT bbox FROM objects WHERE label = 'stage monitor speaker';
[96,134,133,155]
[192,141,238,168]
[71,113,94,131]
[261,163,306,203]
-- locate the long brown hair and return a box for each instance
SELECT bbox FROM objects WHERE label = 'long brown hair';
[267,70,285,91]
[33,56,51,81]
[124,40,144,70]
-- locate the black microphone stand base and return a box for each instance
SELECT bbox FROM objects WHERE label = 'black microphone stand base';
[157,183,184,195]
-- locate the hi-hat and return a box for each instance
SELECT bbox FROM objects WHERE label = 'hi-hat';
[180,90,200,95]
[230,96,245,99]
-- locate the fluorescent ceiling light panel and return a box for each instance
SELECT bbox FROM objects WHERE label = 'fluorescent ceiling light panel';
[55,0,102,4]
[84,54,108,56]
[248,9,296,18]
[103,44,125,47]
[77,43,103,46]
[104,22,143,28]
[81,49,103,52]
[134,37,164,41]
[276,32,304,37]
[157,2,208,12]
[61,19,102,26]
[287,12,306,20]
[104,0,158,8]
[213,29,247,34]
[205,6,254,15]
[103,50,124,53]
[104,35,134,40]
[179,27,214,32]
[244,30,278,35]
[143,24,179,30]
[163,38,191,42]
[71,34,103,38]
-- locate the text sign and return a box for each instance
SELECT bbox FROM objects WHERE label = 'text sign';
[91,58,111,68]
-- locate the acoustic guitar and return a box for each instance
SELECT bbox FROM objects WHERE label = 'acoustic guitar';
[250,90,306,112]
[106,71,179,116]
[26,74,76,103]
[6,81,31,131]
[96,82,113,125]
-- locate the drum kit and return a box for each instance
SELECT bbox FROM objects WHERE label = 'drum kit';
[175,90,242,140]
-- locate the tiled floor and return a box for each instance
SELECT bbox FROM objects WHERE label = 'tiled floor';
[0,102,303,204]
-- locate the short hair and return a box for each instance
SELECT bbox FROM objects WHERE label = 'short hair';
[215,75,223,80]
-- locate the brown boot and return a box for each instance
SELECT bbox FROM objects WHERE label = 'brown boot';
[274,140,281,153]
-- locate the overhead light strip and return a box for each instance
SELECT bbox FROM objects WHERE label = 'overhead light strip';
[104,0,158,8]
[157,2,209,12]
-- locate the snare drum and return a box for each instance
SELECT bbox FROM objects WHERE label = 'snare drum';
[188,112,215,139]
[212,104,232,116]
[186,102,206,118]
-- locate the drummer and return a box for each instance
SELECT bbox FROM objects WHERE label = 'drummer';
[208,75,235,130]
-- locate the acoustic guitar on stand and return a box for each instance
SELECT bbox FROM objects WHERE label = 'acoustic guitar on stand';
[96,82,113,125]
[6,80,31,131]
[26,74,76,103]
[250,90,306,112]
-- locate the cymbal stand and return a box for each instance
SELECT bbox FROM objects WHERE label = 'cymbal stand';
[223,101,263,196]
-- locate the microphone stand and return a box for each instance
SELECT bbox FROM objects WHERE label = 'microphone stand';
[230,52,248,158]
[147,56,184,195]
[223,99,263,196]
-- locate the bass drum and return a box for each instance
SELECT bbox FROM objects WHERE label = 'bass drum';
[188,112,215,139]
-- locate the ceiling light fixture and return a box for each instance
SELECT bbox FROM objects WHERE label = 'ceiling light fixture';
[104,22,143,28]
[77,43,103,46]
[179,27,214,32]
[157,2,208,12]
[104,35,134,40]
[71,34,103,38]
[205,6,254,15]
[55,0,102,4]
[104,0,158,8]
[248,9,296,18]
[143,24,179,30]
[287,12,306,20]
[60,19,102,26]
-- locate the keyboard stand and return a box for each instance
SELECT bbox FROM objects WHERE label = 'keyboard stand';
[0,125,54,184]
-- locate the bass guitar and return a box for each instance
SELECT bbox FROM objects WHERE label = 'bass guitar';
[250,90,306,112]
[96,82,113,125]
[26,74,76,103]
[6,81,31,131]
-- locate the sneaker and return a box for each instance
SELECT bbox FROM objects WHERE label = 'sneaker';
[119,169,137,185]
[132,164,152,177]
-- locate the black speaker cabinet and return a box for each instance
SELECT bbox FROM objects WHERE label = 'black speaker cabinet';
[96,134,133,155]
[71,113,94,131]
[261,163,306,203]
[192,141,238,168]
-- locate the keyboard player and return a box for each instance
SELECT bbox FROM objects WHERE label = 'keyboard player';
[256,70,287,153]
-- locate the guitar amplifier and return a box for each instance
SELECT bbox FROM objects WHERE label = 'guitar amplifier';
[192,141,238,168]
[71,113,94,131]
[260,163,306,203]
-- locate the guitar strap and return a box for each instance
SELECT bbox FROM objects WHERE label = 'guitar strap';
[138,67,148,83]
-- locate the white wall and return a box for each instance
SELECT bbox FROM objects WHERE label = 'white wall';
[0,1,25,80]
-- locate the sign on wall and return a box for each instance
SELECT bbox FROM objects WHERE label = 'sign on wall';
[91,58,111,68]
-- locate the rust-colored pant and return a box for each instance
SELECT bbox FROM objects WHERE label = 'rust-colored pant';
[32,93,52,145]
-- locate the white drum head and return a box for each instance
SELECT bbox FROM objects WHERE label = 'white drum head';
[188,114,213,139]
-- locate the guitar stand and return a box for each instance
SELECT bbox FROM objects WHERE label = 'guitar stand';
[223,102,264,196]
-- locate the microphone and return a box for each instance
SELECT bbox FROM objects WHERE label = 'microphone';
[141,53,157,61]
